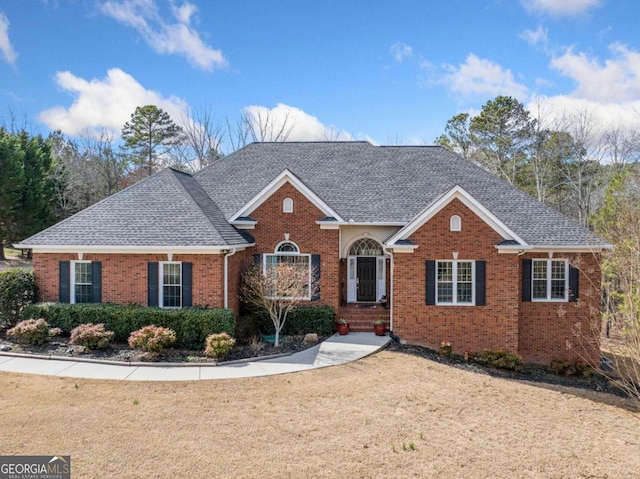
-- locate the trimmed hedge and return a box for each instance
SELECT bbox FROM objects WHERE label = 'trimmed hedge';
[21,303,235,350]
[258,305,335,336]
[0,269,37,327]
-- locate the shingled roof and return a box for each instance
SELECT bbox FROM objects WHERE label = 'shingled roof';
[195,142,608,248]
[18,168,250,248]
[18,141,608,249]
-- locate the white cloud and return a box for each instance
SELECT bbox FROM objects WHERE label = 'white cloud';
[522,0,602,16]
[527,94,640,148]
[242,103,352,142]
[519,25,548,47]
[389,42,413,63]
[441,54,529,100]
[551,43,640,102]
[98,0,227,71]
[38,68,188,137]
[0,12,18,66]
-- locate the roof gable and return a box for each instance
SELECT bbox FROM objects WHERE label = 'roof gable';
[387,185,527,246]
[230,169,344,222]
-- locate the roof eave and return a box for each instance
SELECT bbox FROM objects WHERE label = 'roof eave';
[15,244,254,254]
[495,244,612,254]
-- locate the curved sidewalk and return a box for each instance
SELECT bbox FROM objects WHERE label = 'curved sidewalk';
[0,333,391,381]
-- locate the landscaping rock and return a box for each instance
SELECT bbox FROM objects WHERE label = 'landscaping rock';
[303,333,318,345]
[0,344,11,351]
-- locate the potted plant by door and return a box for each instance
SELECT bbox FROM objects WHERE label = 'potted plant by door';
[336,319,350,335]
[373,319,386,336]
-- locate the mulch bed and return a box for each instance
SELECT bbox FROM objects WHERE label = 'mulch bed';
[0,333,324,364]
[385,341,627,397]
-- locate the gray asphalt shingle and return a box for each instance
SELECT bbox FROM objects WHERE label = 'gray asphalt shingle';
[195,142,607,247]
[20,142,607,248]
[20,168,249,247]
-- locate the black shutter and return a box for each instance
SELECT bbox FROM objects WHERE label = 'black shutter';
[59,261,70,303]
[426,260,436,305]
[148,262,159,307]
[522,259,532,302]
[253,254,262,269]
[569,265,579,302]
[475,261,486,306]
[182,262,193,307]
[91,261,102,304]
[311,254,321,301]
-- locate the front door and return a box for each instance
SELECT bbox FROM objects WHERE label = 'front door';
[357,257,377,301]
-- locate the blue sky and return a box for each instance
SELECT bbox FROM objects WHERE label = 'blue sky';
[1,0,639,150]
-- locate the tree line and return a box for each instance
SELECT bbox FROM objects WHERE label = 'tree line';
[0,104,286,258]
[435,95,639,226]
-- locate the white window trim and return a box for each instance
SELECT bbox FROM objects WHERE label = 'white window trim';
[159,261,182,309]
[263,248,312,300]
[531,259,569,302]
[283,197,293,213]
[435,260,475,306]
[70,260,92,304]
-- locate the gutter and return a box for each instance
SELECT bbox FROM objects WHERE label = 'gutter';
[223,248,237,309]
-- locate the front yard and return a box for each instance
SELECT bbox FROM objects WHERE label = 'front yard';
[0,348,637,478]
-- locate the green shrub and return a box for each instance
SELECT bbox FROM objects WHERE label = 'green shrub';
[7,318,50,345]
[0,269,37,327]
[438,341,453,358]
[128,325,176,353]
[258,305,335,336]
[70,323,114,350]
[467,349,525,372]
[21,303,235,349]
[550,358,593,377]
[204,332,236,360]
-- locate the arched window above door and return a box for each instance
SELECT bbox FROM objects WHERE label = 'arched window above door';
[348,238,383,256]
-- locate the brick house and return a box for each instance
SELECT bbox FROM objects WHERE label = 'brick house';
[16,142,610,364]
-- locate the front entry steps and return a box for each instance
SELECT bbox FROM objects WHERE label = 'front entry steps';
[338,303,390,332]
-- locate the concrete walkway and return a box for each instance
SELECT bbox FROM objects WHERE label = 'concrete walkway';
[0,333,391,381]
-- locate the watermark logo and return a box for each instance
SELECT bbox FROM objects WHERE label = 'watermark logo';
[0,456,70,479]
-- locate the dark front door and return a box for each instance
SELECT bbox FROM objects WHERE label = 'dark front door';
[357,257,377,301]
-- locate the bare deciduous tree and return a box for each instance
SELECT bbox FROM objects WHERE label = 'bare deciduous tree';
[174,105,225,172]
[241,263,318,347]
[242,107,295,143]
[590,171,640,406]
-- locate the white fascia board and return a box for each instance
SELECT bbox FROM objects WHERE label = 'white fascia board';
[230,219,257,230]
[386,185,527,246]
[18,245,253,254]
[390,244,419,253]
[496,245,611,254]
[230,169,344,222]
[343,221,407,226]
[317,222,340,230]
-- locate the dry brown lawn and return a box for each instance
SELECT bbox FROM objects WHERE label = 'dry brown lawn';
[0,350,638,478]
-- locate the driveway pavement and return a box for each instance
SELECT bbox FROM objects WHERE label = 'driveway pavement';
[0,332,391,381]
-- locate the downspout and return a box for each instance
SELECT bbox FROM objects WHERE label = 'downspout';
[384,246,400,343]
[223,248,237,309]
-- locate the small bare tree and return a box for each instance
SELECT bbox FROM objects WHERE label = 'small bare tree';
[589,170,640,406]
[242,262,318,347]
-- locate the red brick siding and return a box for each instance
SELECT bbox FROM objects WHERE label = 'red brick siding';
[32,252,226,308]
[227,249,248,315]
[393,199,520,356]
[518,252,602,364]
[247,182,340,311]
